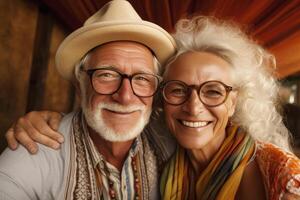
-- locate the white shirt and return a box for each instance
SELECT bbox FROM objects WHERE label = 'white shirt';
[0,112,175,200]
[0,113,73,200]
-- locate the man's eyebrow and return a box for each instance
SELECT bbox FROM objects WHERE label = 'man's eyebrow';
[135,69,155,74]
[90,65,155,74]
[89,65,116,70]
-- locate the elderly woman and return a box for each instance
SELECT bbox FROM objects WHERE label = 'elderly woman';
[5,17,300,200]
[159,17,300,199]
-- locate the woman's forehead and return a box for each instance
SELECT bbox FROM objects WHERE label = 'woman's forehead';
[164,51,233,84]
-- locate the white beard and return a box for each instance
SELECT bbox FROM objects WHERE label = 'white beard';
[82,101,151,142]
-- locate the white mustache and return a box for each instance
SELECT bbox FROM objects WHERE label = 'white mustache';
[82,101,150,142]
[98,103,145,113]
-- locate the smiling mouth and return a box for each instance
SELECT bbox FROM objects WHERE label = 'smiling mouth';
[104,109,136,115]
[180,120,211,128]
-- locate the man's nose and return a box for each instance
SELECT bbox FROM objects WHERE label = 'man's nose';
[111,78,136,104]
[182,90,205,115]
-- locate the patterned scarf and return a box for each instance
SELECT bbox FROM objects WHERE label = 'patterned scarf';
[63,111,165,199]
[160,126,255,200]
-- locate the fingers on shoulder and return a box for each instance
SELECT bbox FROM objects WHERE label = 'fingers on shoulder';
[5,125,18,150]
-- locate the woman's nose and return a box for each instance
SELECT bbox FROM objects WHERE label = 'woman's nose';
[182,90,205,115]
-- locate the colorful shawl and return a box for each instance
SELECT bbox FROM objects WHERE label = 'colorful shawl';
[160,126,255,200]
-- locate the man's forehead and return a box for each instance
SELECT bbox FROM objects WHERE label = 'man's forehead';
[83,41,156,73]
[91,41,153,55]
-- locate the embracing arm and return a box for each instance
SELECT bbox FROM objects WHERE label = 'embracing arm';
[5,111,64,154]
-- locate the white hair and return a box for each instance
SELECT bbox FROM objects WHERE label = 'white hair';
[165,16,291,151]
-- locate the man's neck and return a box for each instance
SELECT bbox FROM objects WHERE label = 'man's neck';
[89,127,135,171]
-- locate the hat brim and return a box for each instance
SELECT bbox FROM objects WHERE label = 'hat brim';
[55,21,176,80]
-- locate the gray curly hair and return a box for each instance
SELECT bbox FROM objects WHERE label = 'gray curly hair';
[164,16,291,152]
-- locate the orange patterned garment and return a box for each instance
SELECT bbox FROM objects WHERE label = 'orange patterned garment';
[255,142,300,199]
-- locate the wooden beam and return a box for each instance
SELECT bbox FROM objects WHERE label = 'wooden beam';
[26,5,53,111]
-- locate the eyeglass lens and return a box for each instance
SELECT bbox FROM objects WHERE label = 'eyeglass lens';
[91,69,159,97]
[163,81,229,106]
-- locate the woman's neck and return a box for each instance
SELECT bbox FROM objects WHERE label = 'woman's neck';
[187,131,226,177]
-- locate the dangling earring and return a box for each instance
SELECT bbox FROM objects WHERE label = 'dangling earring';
[227,118,233,127]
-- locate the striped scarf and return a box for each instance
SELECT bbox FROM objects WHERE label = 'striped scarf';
[160,126,255,200]
[63,111,164,199]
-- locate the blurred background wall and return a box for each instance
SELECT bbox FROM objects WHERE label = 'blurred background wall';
[0,0,74,151]
[0,0,300,153]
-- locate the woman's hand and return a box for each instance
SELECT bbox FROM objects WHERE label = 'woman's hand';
[5,111,64,154]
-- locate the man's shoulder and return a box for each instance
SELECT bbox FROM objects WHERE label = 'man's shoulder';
[0,112,75,173]
[0,112,76,200]
[0,111,75,170]
[0,144,66,199]
[0,143,65,177]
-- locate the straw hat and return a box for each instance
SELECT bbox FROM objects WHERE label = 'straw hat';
[55,0,176,80]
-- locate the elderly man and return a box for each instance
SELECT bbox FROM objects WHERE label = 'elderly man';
[0,0,176,199]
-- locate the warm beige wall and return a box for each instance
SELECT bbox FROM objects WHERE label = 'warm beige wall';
[0,0,37,151]
[0,0,73,152]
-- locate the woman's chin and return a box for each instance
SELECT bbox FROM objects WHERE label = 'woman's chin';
[177,137,210,150]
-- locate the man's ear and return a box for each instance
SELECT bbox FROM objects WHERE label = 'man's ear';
[228,91,238,117]
[73,79,82,101]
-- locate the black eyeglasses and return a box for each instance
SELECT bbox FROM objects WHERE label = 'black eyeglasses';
[162,80,234,106]
[81,67,162,97]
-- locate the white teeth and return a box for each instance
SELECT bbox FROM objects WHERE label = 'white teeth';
[182,120,208,128]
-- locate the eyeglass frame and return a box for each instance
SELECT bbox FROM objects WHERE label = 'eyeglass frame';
[80,66,162,97]
[161,80,234,107]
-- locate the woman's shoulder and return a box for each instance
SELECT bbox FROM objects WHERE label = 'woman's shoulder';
[255,141,300,199]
